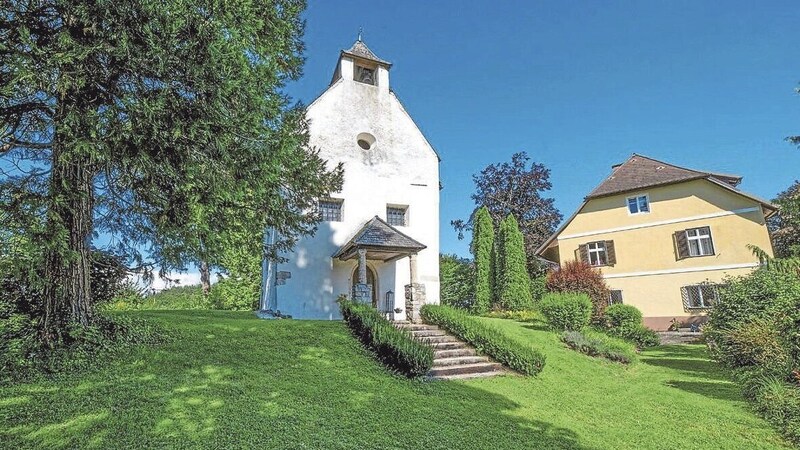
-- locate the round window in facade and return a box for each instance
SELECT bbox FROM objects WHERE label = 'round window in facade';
[357,132,376,150]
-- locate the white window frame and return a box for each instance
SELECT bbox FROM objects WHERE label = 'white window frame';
[626,194,650,215]
[684,284,719,309]
[319,198,344,222]
[386,205,408,227]
[686,227,714,257]
[587,241,608,266]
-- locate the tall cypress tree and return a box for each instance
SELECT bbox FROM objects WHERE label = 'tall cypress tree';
[470,206,494,314]
[0,0,343,344]
[497,215,533,311]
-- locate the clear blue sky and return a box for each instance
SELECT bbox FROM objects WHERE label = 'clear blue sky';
[289,0,800,258]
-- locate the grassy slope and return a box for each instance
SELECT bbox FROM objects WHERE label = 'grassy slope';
[0,311,790,450]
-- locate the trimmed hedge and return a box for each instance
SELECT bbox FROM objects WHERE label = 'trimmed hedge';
[339,298,433,378]
[540,292,592,331]
[603,304,660,349]
[561,329,637,364]
[420,304,546,376]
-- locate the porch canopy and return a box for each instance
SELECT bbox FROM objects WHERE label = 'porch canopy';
[333,216,426,263]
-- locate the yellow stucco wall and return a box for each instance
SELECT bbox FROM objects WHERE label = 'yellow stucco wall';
[550,179,773,328]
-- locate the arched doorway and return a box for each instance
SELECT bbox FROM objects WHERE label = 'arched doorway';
[351,265,378,307]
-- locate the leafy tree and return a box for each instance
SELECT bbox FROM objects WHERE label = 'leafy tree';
[452,152,562,276]
[770,181,800,258]
[439,254,474,310]
[496,215,533,311]
[471,206,494,314]
[0,0,343,344]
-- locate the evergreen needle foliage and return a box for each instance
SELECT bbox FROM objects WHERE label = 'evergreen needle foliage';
[496,215,533,310]
[471,206,495,314]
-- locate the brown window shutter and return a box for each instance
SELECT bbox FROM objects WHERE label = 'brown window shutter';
[674,230,689,259]
[605,240,616,265]
[578,244,589,263]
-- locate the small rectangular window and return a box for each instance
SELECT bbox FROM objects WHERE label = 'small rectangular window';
[686,227,714,257]
[627,194,650,214]
[386,205,408,226]
[682,284,719,309]
[587,241,608,266]
[609,290,624,305]
[319,199,343,222]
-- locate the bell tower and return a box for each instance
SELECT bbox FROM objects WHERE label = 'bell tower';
[331,34,391,92]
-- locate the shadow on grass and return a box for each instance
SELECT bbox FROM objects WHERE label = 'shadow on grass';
[521,322,552,332]
[1,311,598,450]
[663,380,743,402]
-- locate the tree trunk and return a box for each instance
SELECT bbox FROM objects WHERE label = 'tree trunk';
[200,259,211,296]
[41,113,95,345]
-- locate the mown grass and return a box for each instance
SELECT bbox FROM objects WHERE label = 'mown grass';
[0,311,792,449]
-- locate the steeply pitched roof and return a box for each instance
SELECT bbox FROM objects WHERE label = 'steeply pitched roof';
[333,216,426,260]
[586,154,743,199]
[341,39,391,67]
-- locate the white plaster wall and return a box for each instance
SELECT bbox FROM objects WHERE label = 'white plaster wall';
[275,58,441,320]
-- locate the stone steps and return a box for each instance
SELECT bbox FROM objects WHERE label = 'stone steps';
[395,322,505,380]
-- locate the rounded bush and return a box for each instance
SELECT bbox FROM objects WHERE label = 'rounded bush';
[604,304,643,330]
[539,293,592,331]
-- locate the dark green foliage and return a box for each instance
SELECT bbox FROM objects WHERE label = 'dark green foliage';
[451,152,562,276]
[108,285,209,311]
[561,329,636,364]
[338,298,433,378]
[471,207,495,314]
[770,181,800,258]
[539,292,592,331]
[601,304,660,349]
[1,0,342,342]
[529,274,547,302]
[421,304,546,376]
[496,215,533,311]
[705,267,800,445]
[439,254,474,310]
[484,309,543,323]
[209,277,260,311]
[546,261,611,322]
[604,304,643,330]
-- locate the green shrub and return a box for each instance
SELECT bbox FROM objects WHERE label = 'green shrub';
[471,206,495,314]
[440,254,475,310]
[604,304,643,330]
[561,329,637,364]
[539,292,592,331]
[420,304,546,376]
[546,260,611,322]
[608,325,661,349]
[749,377,800,446]
[495,215,533,311]
[712,318,792,378]
[529,274,547,302]
[339,297,433,378]
[110,285,210,311]
[209,276,260,310]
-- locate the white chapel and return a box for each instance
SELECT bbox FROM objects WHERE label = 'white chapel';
[261,37,441,321]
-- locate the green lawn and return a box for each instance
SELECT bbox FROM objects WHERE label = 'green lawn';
[0,311,791,449]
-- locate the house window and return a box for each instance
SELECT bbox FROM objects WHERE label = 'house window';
[386,205,408,226]
[681,284,719,309]
[319,199,343,222]
[686,227,714,257]
[587,241,608,266]
[609,290,623,305]
[627,195,650,215]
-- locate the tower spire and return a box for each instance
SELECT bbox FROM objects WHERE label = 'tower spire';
[357,27,363,42]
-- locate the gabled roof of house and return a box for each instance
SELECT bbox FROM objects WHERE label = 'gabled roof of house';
[333,216,426,262]
[341,39,392,67]
[535,154,779,257]
[586,154,742,199]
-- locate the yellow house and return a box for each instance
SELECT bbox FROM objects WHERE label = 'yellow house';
[536,154,778,330]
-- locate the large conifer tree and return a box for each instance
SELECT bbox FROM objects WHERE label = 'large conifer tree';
[0,0,342,344]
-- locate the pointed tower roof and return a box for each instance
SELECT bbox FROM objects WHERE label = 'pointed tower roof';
[586,154,743,199]
[341,39,392,67]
